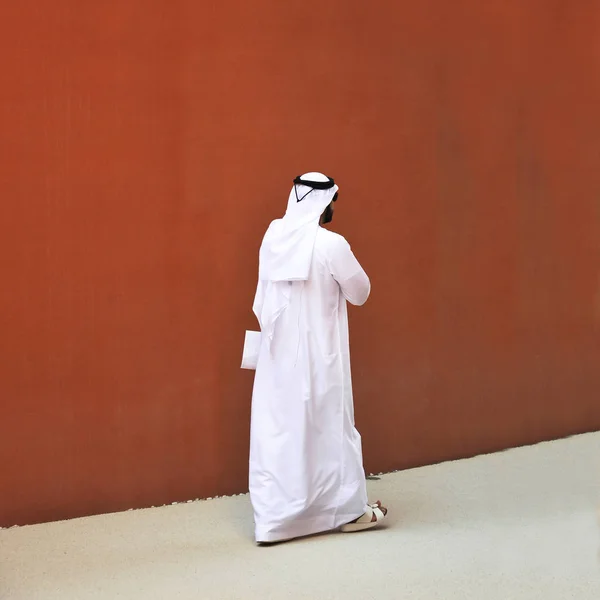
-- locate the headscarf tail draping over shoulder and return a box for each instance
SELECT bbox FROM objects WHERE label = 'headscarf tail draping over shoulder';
[255,172,339,344]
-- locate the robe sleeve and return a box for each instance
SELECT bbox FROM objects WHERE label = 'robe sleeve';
[328,236,371,306]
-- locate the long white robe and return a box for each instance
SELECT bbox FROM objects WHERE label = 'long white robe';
[249,226,371,543]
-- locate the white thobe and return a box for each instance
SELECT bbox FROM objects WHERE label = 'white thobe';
[249,227,371,543]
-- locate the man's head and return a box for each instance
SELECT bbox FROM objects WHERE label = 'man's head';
[320,191,338,225]
[287,172,339,225]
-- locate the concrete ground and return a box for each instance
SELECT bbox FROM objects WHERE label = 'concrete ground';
[2,432,599,600]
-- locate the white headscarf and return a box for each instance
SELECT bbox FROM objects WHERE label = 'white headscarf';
[256,172,338,345]
[259,172,339,282]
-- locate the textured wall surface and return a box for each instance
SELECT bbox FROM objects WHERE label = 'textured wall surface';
[1,1,599,525]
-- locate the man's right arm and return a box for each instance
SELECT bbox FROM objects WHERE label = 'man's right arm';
[328,236,371,306]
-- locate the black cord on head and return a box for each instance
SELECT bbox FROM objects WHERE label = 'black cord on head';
[293,175,335,190]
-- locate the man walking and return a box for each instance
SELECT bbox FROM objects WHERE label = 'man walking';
[248,172,387,544]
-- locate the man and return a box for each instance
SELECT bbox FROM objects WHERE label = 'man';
[248,172,387,544]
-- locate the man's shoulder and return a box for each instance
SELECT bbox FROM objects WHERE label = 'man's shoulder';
[260,218,283,241]
[265,218,283,232]
[316,227,349,250]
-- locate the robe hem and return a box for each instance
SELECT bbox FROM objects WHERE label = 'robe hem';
[254,508,366,543]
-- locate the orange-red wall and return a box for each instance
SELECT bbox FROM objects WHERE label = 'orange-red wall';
[1,1,599,526]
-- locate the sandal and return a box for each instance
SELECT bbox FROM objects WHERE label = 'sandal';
[340,501,387,533]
